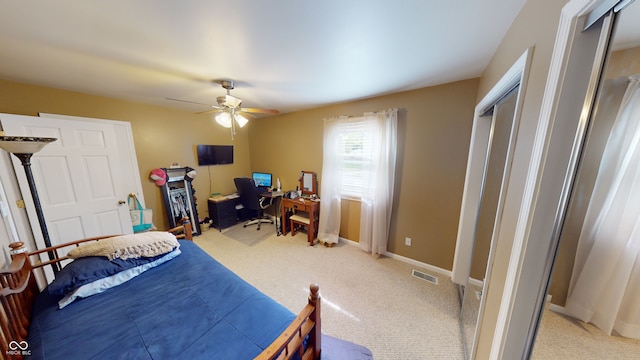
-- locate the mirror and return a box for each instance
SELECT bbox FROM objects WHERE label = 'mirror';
[460,85,519,358]
[161,167,201,235]
[533,1,640,357]
[300,171,317,196]
[452,52,529,356]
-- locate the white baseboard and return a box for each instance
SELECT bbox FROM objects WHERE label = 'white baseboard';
[467,277,484,288]
[338,237,358,246]
[385,251,454,279]
[338,237,455,279]
[338,238,494,288]
[548,303,568,315]
[338,237,451,278]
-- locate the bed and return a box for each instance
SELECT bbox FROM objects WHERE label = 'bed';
[0,223,321,360]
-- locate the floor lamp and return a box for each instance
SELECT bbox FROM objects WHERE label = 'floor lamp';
[0,135,58,269]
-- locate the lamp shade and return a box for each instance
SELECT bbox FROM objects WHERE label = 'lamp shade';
[235,113,249,128]
[215,112,233,128]
[0,136,57,154]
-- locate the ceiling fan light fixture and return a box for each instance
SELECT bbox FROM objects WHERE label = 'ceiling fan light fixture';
[215,112,232,128]
[234,113,249,128]
[171,79,279,139]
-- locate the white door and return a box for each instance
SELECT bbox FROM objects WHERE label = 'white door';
[0,113,141,252]
[0,179,20,268]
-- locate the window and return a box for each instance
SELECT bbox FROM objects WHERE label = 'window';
[318,108,397,251]
[336,116,376,199]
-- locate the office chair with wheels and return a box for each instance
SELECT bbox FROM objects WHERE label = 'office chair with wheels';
[234,177,274,230]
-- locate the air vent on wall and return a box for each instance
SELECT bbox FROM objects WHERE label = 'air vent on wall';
[412,269,438,285]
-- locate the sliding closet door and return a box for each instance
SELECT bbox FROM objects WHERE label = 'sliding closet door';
[469,87,519,284]
[461,86,520,358]
[490,1,624,358]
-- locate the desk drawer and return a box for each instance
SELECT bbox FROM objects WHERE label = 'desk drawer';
[292,203,310,212]
[208,198,239,231]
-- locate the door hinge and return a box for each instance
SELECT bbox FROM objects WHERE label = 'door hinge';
[16,199,25,209]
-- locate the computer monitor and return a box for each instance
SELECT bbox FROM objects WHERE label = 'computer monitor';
[252,172,272,188]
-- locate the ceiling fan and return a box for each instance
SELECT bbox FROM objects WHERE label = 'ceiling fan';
[167,80,280,138]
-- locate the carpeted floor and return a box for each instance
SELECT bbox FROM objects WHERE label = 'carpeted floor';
[220,222,274,246]
[196,227,465,359]
[532,307,640,359]
[195,226,640,359]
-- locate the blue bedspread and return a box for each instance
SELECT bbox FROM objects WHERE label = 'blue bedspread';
[27,240,296,359]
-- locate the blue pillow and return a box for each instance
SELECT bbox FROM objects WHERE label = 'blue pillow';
[48,252,170,296]
[57,249,181,309]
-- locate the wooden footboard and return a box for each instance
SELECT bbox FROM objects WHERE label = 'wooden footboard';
[0,221,321,360]
[256,284,322,360]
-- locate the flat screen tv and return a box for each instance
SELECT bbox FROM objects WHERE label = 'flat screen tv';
[197,145,234,166]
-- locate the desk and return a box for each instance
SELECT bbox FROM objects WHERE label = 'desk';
[208,196,240,231]
[259,191,283,236]
[209,192,282,234]
[281,197,320,245]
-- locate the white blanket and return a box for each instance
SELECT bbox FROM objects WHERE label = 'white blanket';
[67,232,180,260]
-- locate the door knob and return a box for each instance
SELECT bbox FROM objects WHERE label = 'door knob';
[118,200,126,205]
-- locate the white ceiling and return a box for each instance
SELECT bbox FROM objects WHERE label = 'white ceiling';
[0,1,536,116]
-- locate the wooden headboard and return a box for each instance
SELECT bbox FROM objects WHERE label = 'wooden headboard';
[0,250,39,358]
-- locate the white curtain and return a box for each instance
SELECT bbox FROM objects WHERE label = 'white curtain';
[565,75,640,339]
[317,109,398,253]
[317,116,349,244]
[359,108,398,255]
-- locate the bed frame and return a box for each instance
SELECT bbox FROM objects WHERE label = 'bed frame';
[0,221,321,360]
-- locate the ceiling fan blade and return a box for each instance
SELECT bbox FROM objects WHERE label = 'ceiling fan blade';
[237,111,256,119]
[240,107,280,115]
[196,108,224,115]
[166,97,213,107]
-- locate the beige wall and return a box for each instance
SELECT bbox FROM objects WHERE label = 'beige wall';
[1,77,478,269]
[604,46,640,80]
[249,79,479,268]
[0,79,252,231]
[473,0,569,356]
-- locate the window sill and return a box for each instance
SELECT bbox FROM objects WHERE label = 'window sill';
[341,196,361,202]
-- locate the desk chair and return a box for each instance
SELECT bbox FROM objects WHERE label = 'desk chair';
[234,177,274,230]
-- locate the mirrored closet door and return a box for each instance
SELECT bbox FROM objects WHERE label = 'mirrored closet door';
[460,85,520,359]
[533,1,640,357]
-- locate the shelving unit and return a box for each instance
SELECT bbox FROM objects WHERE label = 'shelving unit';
[160,167,201,235]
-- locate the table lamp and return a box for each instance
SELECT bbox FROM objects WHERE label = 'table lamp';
[0,136,57,264]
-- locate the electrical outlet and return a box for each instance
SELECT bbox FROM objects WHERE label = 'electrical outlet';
[405,237,412,246]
